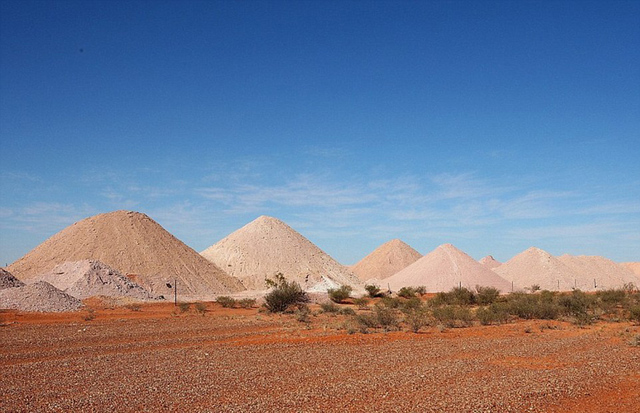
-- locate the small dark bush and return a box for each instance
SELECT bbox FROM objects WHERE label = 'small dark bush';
[475,286,500,305]
[125,303,142,312]
[365,284,383,298]
[629,306,640,324]
[432,305,472,328]
[194,302,207,315]
[328,285,353,303]
[295,304,311,323]
[84,308,96,321]
[380,296,401,309]
[557,290,594,320]
[414,286,427,295]
[339,307,356,316]
[238,298,257,308]
[373,304,399,330]
[400,297,423,313]
[320,302,340,313]
[506,293,561,320]
[432,287,476,306]
[178,302,191,313]
[397,287,417,299]
[264,273,309,313]
[403,303,430,333]
[353,313,377,333]
[216,296,236,308]
[353,297,370,309]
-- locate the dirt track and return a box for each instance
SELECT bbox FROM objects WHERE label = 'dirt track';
[1,303,639,412]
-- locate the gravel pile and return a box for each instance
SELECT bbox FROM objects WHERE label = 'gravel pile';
[0,281,82,312]
[351,239,422,281]
[32,260,155,300]
[0,268,25,289]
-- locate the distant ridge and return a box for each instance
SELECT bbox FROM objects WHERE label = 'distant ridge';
[201,215,362,291]
[8,210,244,299]
[351,239,421,281]
[385,244,511,293]
[557,255,640,291]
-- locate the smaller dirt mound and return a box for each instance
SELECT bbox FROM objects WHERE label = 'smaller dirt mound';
[479,255,501,270]
[0,268,25,290]
[0,281,82,312]
[33,260,155,300]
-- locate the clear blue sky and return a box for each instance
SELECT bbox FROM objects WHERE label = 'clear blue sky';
[1,0,639,266]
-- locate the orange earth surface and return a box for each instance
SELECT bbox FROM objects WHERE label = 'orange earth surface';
[1,301,639,412]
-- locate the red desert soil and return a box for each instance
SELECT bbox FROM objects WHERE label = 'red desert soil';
[1,303,639,412]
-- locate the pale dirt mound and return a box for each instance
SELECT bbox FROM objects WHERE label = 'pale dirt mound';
[479,255,502,270]
[0,281,82,312]
[495,247,578,291]
[621,262,640,277]
[1,268,25,289]
[385,244,511,293]
[201,216,362,292]
[31,260,156,300]
[557,255,640,291]
[8,210,244,300]
[351,239,421,281]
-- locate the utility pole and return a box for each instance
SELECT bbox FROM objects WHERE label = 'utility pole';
[174,278,177,306]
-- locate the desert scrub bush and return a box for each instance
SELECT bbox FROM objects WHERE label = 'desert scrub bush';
[216,296,236,308]
[178,302,191,313]
[476,304,510,326]
[353,297,370,309]
[295,304,311,323]
[629,306,640,324]
[125,303,142,312]
[373,304,399,331]
[414,286,427,295]
[379,296,401,309]
[328,285,353,303]
[558,290,595,324]
[432,287,476,306]
[83,308,96,321]
[431,305,473,328]
[339,307,356,316]
[194,302,207,316]
[595,289,627,313]
[238,298,257,308]
[353,313,377,333]
[365,284,383,298]
[264,273,309,313]
[505,293,561,320]
[475,286,500,305]
[320,302,340,313]
[397,286,417,299]
[400,297,423,312]
[402,303,430,333]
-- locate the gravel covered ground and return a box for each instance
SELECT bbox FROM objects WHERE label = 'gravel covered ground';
[1,303,639,412]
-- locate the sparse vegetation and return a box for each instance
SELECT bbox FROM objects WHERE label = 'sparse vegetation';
[216,296,237,308]
[402,302,430,333]
[238,298,257,309]
[83,308,96,321]
[178,302,191,313]
[397,286,417,298]
[194,302,207,315]
[328,285,353,303]
[125,303,142,312]
[365,284,383,298]
[353,297,370,309]
[320,302,340,313]
[475,286,500,305]
[264,273,309,313]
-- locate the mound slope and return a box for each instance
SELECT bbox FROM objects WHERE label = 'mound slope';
[8,211,244,299]
[201,216,362,291]
[1,268,25,290]
[385,244,511,293]
[351,239,421,281]
[621,262,640,278]
[0,281,82,312]
[31,260,155,300]
[557,255,640,291]
[479,255,502,270]
[494,247,578,291]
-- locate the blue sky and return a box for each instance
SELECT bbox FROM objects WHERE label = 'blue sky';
[1,0,639,266]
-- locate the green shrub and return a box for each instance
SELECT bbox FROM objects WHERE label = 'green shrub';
[373,304,399,330]
[365,284,383,298]
[414,286,427,295]
[380,296,401,309]
[339,307,356,316]
[432,305,472,328]
[506,293,561,320]
[403,304,430,333]
[397,287,417,299]
[432,287,476,306]
[320,302,340,313]
[475,286,500,305]
[400,297,423,312]
[353,297,370,309]
[264,273,309,313]
[558,290,594,323]
[238,298,257,309]
[328,285,353,303]
[194,302,207,315]
[353,313,377,333]
[295,304,311,323]
[216,296,236,308]
[629,306,640,324]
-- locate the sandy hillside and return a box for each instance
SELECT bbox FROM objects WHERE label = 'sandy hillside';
[201,215,362,292]
[0,281,82,312]
[30,260,156,300]
[385,244,512,293]
[495,247,579,291]
[621,262,640,278]
[350,239,421,281]
[1,268,25,290]
[8,210,244,300]
[557,255,640,291]
[479,255,502,269]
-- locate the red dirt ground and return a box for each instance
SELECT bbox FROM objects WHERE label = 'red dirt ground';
[1,302,639,412]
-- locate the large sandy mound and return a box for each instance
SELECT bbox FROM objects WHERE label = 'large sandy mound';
[1,268,25,290]
[8,210,244,300]
[30,260,156,300]
[385,244,511,293]
[0,281,82,312]
[557,255,640,291]
[495,247,579,291]
[479,255,502,270]
[351,239,421,281]
[621,262,640,277]
[201,216,362,292]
